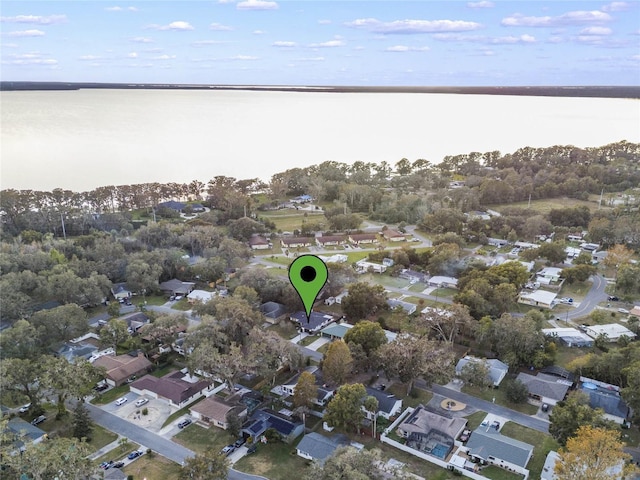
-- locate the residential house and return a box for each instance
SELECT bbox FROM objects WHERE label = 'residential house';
[397,405,467,460]
[387,299,417,315]
[580,242,600,252]
[363,387,402,420]
[122,312,150,334]
[355,260,387,274]
[280,367,334,407]
[487,238,509,248]
[187,289,216,304]
[130,369,213,409]
[427,276,459,289]
[111,283,132,300]
[291,194,313,204]
[580,379,630,425]
[518,289,557,309]
[242,408,304,444]
[629,306,640,318]
[541,328,594,347]
[320,323,353,340]
[290,311,335,334]
[190,395,248,430]
[465,429,534,477]
[104,468,127,480]
[565,246,582,259]
[399,269,429,283]
[348,233,377,245]
[318,254,348,264]
[159,279,196,297]
[536,267,563,284]
[190,203,206,212]
[514,241,539,250]
[281,236,314,248]
[54,341,98,364]
[467,211,491,221]
[296,432,349,465]
[248,235,270,250]
[334,291,349,304]
[157,200,186,211]
[260,301,286,322]
[584,324,636,342]
[455,356,508,387]
[316,235,346,247]
[172,336,190,357]
[93,352,153,386]
[515,372,571,406]
[567,232,586,242]
[541,451,560,480]
[6,418,47,448]
[383,229,406,242]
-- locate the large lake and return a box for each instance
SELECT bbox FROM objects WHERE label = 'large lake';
[1,89,639,191]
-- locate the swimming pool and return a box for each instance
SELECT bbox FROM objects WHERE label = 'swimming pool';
[431,444,450,459]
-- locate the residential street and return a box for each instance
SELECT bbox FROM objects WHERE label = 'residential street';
[565,274,608,320]
[85,403,266,480]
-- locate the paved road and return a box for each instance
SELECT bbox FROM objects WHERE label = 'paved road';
[565,274,608,321]
[85,403,265,480]
[417,382,550,434]
[380,284,454,305]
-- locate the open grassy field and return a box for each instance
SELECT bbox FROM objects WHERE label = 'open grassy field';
[491,197,605,214]
[173,423,235,455]
[259,210,326,232]
[122,453,183,480]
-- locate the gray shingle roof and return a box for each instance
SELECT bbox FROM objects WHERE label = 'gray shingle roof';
[467,429,534,468]
[296,433,349,464]
[581,388,630,419]
[516,372,571,402]
[364,387,401,415]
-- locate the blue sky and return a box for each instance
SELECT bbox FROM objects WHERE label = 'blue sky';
[1,1,639,85]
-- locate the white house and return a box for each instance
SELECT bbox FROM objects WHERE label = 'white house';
[355,260,387,274]
[387,299,417,315]
[427,276,458,288]
[466,429,534,477]
[542,328,594,347]
[335,291,349,304]
[584,324,636,342]
[187,289,216,303]
[537,267,563,284]
[518,289,557,309]
[363,387,403,419]
[455,356,508,387]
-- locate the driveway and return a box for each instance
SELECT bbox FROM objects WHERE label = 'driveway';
[306,337,330,351]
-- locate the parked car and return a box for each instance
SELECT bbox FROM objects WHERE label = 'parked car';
[177,418,192,429]
[18,403,31,413]
[234,437,246,448]
[93,383,108,392]
[115,396,128,406]
[618,308,630,314]
[220,445,235,456]
[459,429,471,442]
[31,415,46,426]
[541,403,550,412]
[246,444,258,455]
[113,461,124,468]
[491,421,500,430]
[608,296,620,301]
[127,451,143,460]
[135,398,149,407]
[99,461,114,470]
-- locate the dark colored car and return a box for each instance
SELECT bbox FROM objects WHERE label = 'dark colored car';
[100,461,114,470]
[234,437,246,448]
[31,415,46,426]
[178,418,192,429]
[93,383,109,392]
[541,403,550,412]
[113,462,125,468]
[608,296,619,301]
[127,451,143,460]
[246,444,258,455]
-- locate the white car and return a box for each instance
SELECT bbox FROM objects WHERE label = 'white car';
[18,403,31,413]
[618,308,630,314]
[115,397,128,406]
[135,398,149,407]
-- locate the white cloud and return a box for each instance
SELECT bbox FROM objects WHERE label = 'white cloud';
[385,45,430,52]
[79,55,101,60]
[0,15,66,25]
[231,54,258,60]
[1,43,19,48]
[147,21,194,31]
[191,40,226,47]
[501,11,612,27]
[131,37,153,43]
[467,1,494,8]
[128,52,138,58]
[272,41,296,47]
[309,39,345,47]
[602,2,631,12]
[548,36,564,43]
[432,33,536,44]
[580,26,612,35]
[345,18,482,33]
[4,29,45,37]
[210,22,233,31]
[252,30,266,35]
[153,54,176,60]
[318,19,331,25]
[297,56,325,61]
[237,0,278,11]
[5,52,57,65]
[106,5,138,11]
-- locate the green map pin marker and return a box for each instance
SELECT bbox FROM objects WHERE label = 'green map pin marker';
[289,255,328,322]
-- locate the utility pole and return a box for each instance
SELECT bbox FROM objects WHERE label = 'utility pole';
[60,212,67,240]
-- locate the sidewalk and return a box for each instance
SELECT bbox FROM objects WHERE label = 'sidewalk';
[88,436,123,460]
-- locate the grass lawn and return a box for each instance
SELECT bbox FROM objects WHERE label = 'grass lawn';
[465,410,488,431]
[461,385,539,415]
[622,425,640,447]
[150,364,176,378]
[140,295,169,306]
[500,422,560,479]
[93,442,140,465]
[555,345,598,370]
[491,197,603,214]
[88,423,119,451]
[316,343,330,355]
[90,385,130,405]
[481,465,524,480]
[161,396,206,428]
[432,288,458,298]
[268,321,298,340]
[171,299,193,311]
[260,211,325,232]
[298,335,318,347]
[368,275,411,289]
[388,383,433,408]
[123,453,183,480]
[559,281,593,301]
[173,424,235,455]
[263,255,292,266]
[408,283,428,292]
[234,436,311,480]
[344,251,371,263]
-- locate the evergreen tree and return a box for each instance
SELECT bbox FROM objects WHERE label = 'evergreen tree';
[73,401,93,441]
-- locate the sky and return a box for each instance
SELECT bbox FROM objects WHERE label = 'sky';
[1,1,639,86]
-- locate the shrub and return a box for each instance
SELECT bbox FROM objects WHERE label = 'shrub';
[142,408,148,416]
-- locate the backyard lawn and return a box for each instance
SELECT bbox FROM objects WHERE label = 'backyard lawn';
[90,385,130,405]
[123,454,183,480]
[172,424,235,455]
[500,422,560,480]
[234,437,311,480]
[388,383,433,409]
[481,465,524,480]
